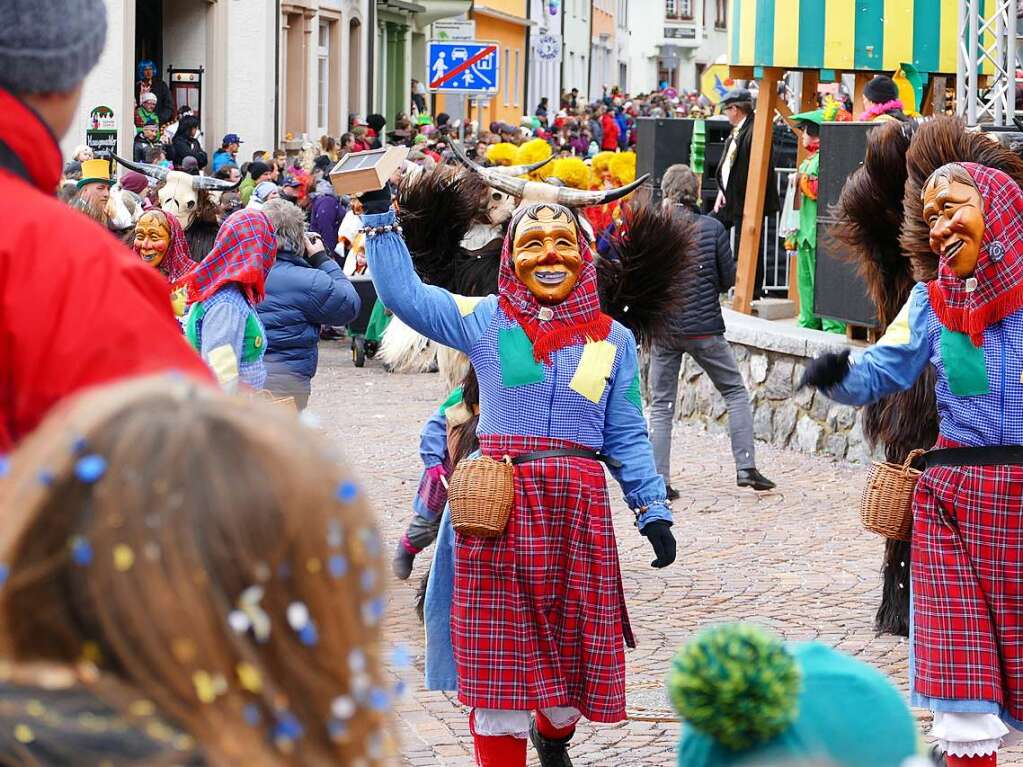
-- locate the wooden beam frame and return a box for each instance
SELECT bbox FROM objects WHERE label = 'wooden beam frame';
[732,67,782,314]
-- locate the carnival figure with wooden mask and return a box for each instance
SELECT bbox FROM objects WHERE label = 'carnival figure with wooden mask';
[362,146,692,767]
[809,120,1023,765]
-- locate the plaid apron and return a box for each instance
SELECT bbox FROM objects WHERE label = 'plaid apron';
[451,434,634,723]
[912,436,1023,718]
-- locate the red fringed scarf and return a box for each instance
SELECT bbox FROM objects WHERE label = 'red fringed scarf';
[926,163,1023,347]
[497,216,612,363]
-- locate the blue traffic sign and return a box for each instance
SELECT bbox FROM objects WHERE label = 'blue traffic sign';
[427,40,500,94]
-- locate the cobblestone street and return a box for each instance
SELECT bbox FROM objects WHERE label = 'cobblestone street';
[310,343,1022,766]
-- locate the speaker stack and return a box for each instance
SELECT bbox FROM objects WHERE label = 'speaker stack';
[814,122,880,328]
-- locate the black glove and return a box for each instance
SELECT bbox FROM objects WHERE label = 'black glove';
[642,520,676,569]
[360,183,394,215]
[799,349,851,390]
[307,250,331,268]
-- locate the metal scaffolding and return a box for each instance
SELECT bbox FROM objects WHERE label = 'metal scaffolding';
[958,0,1018,125]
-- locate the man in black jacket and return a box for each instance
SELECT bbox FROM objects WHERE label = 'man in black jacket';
[713,88,779,300]
[650,165,775,494]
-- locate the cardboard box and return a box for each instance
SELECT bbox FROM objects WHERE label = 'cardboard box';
[329,146,410,196]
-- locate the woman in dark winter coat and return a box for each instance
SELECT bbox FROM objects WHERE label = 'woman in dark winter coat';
[171,115,208,171]
[258,199,360,408]
[647,164,775,496]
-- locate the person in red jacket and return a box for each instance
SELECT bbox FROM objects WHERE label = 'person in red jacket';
[0,0,212,452]
[599,106,620,151]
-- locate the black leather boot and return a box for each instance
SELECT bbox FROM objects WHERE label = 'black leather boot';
[529,717,574,767]
[736,468,776,491]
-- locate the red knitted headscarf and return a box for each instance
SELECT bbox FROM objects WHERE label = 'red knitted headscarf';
[927,162,1023,346]
[497,204,612,363]
[176,210,277,306]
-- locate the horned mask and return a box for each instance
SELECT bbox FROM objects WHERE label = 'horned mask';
[112,156,240,230]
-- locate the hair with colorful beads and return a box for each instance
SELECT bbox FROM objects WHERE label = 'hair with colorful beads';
[0,376,396,766]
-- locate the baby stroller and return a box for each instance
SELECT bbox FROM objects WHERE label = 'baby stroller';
[348,274,381,367]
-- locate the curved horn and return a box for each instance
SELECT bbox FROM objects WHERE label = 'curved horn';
[450,141,529,197]
[496,155,554,177]
[192,174,242,192]
[112,154,170,182]
[552,174,651,208]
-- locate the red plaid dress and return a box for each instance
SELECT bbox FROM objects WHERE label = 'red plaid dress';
[451,434,634,722]
[912,436,1023,718]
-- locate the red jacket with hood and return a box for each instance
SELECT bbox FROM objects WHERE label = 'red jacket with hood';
[0,89,213,451]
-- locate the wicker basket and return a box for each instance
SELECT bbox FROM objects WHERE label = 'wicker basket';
[858,448,927,542]
[448,455,515,538]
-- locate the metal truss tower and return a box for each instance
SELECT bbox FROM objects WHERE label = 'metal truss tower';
[958,0,1018,126]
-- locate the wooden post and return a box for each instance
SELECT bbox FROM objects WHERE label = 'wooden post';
[924,75,947,116]
[732,68,781,314]
[852,72,871,118]
[788,70,819,306]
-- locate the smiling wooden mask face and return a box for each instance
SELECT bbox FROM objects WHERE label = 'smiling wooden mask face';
[922,169,985,279]
[133,211,171,270]
[511,205,583,305]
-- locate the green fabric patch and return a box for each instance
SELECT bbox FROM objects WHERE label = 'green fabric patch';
[242,312,265,364]
[364,299,391,343]
[626,371,644,412]
[498,326,545,387]
[940,327,989,397]
[184,301,205,352]
[438,386,464,414]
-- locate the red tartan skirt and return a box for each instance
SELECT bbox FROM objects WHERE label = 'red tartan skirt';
[451,434,634,722]
[912,436,1023,718]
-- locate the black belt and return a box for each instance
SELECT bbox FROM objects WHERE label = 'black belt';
[921,445,1023,469]
[510,448,622,469]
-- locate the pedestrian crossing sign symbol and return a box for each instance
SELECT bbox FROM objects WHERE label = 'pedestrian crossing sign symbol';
[427,41,500,94]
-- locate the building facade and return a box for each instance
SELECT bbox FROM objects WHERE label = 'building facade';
[469,0,530,128]
[627,0,729,95]
[66,0,372,162]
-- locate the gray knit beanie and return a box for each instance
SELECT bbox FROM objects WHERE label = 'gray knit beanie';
[0,0,108,94]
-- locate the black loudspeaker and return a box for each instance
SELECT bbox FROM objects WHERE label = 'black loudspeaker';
[635,117,692,203]
[814,122,880,327]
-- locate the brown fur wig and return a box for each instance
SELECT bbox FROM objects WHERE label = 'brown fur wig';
[901,116,1023,281]
[396,165,489,290]
[597,202,694,346]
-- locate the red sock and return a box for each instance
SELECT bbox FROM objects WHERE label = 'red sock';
[469,711,526,767]
[400,534,421,555]
[535,710,576,740]
[946,753,997,767]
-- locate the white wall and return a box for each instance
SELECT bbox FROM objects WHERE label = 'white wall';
[562,0,590,96]
[163,0,207,73]
[63,0,134,161]
[528,0,562,115]
[626,0,661,94]
[222,0,277,153]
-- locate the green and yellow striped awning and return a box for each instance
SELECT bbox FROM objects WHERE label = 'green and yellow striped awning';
[729,0,964,75]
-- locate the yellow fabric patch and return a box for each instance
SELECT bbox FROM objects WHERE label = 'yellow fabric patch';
[452,294,484,317]
[207,344,239,386]
[170,287,187,317]
[569,341,617,403]
[876,298,912,347]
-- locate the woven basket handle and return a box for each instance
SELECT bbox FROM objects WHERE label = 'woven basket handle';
[902,448,927,476]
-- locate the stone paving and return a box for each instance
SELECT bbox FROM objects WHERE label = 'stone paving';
[309,342,1023,766]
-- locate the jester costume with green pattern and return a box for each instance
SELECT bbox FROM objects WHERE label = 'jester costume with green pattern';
[365,191,677,765]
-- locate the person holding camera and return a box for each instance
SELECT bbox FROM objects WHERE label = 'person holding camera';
[258,199,361,409]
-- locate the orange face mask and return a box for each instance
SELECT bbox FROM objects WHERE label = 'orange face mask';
[133,211,171,270]
[923,176,985,279]
[511,207,583,305]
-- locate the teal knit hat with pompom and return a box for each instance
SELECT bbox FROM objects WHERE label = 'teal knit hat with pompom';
[668,624,919,767]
